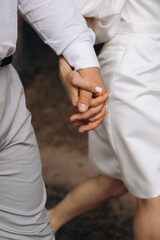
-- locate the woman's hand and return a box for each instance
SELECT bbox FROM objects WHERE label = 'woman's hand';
[70,92,110,133]
[59,56,110,132]
[59,56,106,109]
[77,67,108,112]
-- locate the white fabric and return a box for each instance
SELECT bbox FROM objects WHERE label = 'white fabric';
[76,0,160,199]
[0,0,99,70]
[75,0,126,43]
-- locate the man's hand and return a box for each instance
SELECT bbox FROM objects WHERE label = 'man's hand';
[70,92,110,133]
[59,57,105,108]
[59,56,110,132]
[77,67,107,112]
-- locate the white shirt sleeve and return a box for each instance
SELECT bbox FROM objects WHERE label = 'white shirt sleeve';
[75,0,126,44]
[0,1,18,60]
[18,0,99,70]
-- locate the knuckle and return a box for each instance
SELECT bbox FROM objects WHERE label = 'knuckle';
[89,108,94,114]
[88,115,93,121]
[88,122,95,129]
[99,112,103,119]
[97,105,103,112]
[99,117,104,124]
[81,93,91,98]
[83,114,88,120]
[80,95,91,102]
[89,117,95,122]
[72,100,78,107]
[87,113,94,120]
[78,115,84,120]
[92,122,97,128]
[86,82,92,90]
[91,102,97,108]
[94,108,101,116]
[90,126,95,131]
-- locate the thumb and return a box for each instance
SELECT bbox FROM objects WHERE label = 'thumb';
[78,89,92,112]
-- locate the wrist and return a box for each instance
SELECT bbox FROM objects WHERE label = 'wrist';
[78,67,100,79]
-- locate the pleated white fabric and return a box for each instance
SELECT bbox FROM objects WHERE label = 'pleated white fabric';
[75,0,160,198]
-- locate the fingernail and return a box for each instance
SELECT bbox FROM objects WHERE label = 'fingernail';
[95,86,103,93]
[109,92,112,97]
[106,104,108,110]
[79,103,87,112]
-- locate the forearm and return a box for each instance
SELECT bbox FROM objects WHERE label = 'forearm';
[18,0,99,70]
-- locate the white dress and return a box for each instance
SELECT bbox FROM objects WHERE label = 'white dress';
[75,0,160,199]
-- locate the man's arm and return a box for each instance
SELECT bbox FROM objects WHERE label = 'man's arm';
[59,57,110,133]
[18,0,99,71]
[18,0,108,115]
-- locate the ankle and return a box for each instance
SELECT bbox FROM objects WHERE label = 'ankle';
[48,208,69,233]
[48,209,60,233]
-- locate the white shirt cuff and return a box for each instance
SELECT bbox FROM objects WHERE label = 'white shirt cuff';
[62,41,100,71]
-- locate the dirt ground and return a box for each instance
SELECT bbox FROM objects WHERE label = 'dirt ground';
[15,23,136,239]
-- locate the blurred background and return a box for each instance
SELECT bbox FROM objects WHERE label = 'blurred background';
[13,16,136,240]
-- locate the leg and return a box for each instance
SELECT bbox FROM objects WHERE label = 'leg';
[48,174,127,233]
[0,65,54,240]
[134,196,160,240]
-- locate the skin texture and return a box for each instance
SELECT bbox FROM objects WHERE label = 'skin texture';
[48,174,160,240]
[48,175,127,234]
[59,57,110,132]
[134,197,160,240]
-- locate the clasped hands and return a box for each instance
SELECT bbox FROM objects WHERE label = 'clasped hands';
[59,57,111,133]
